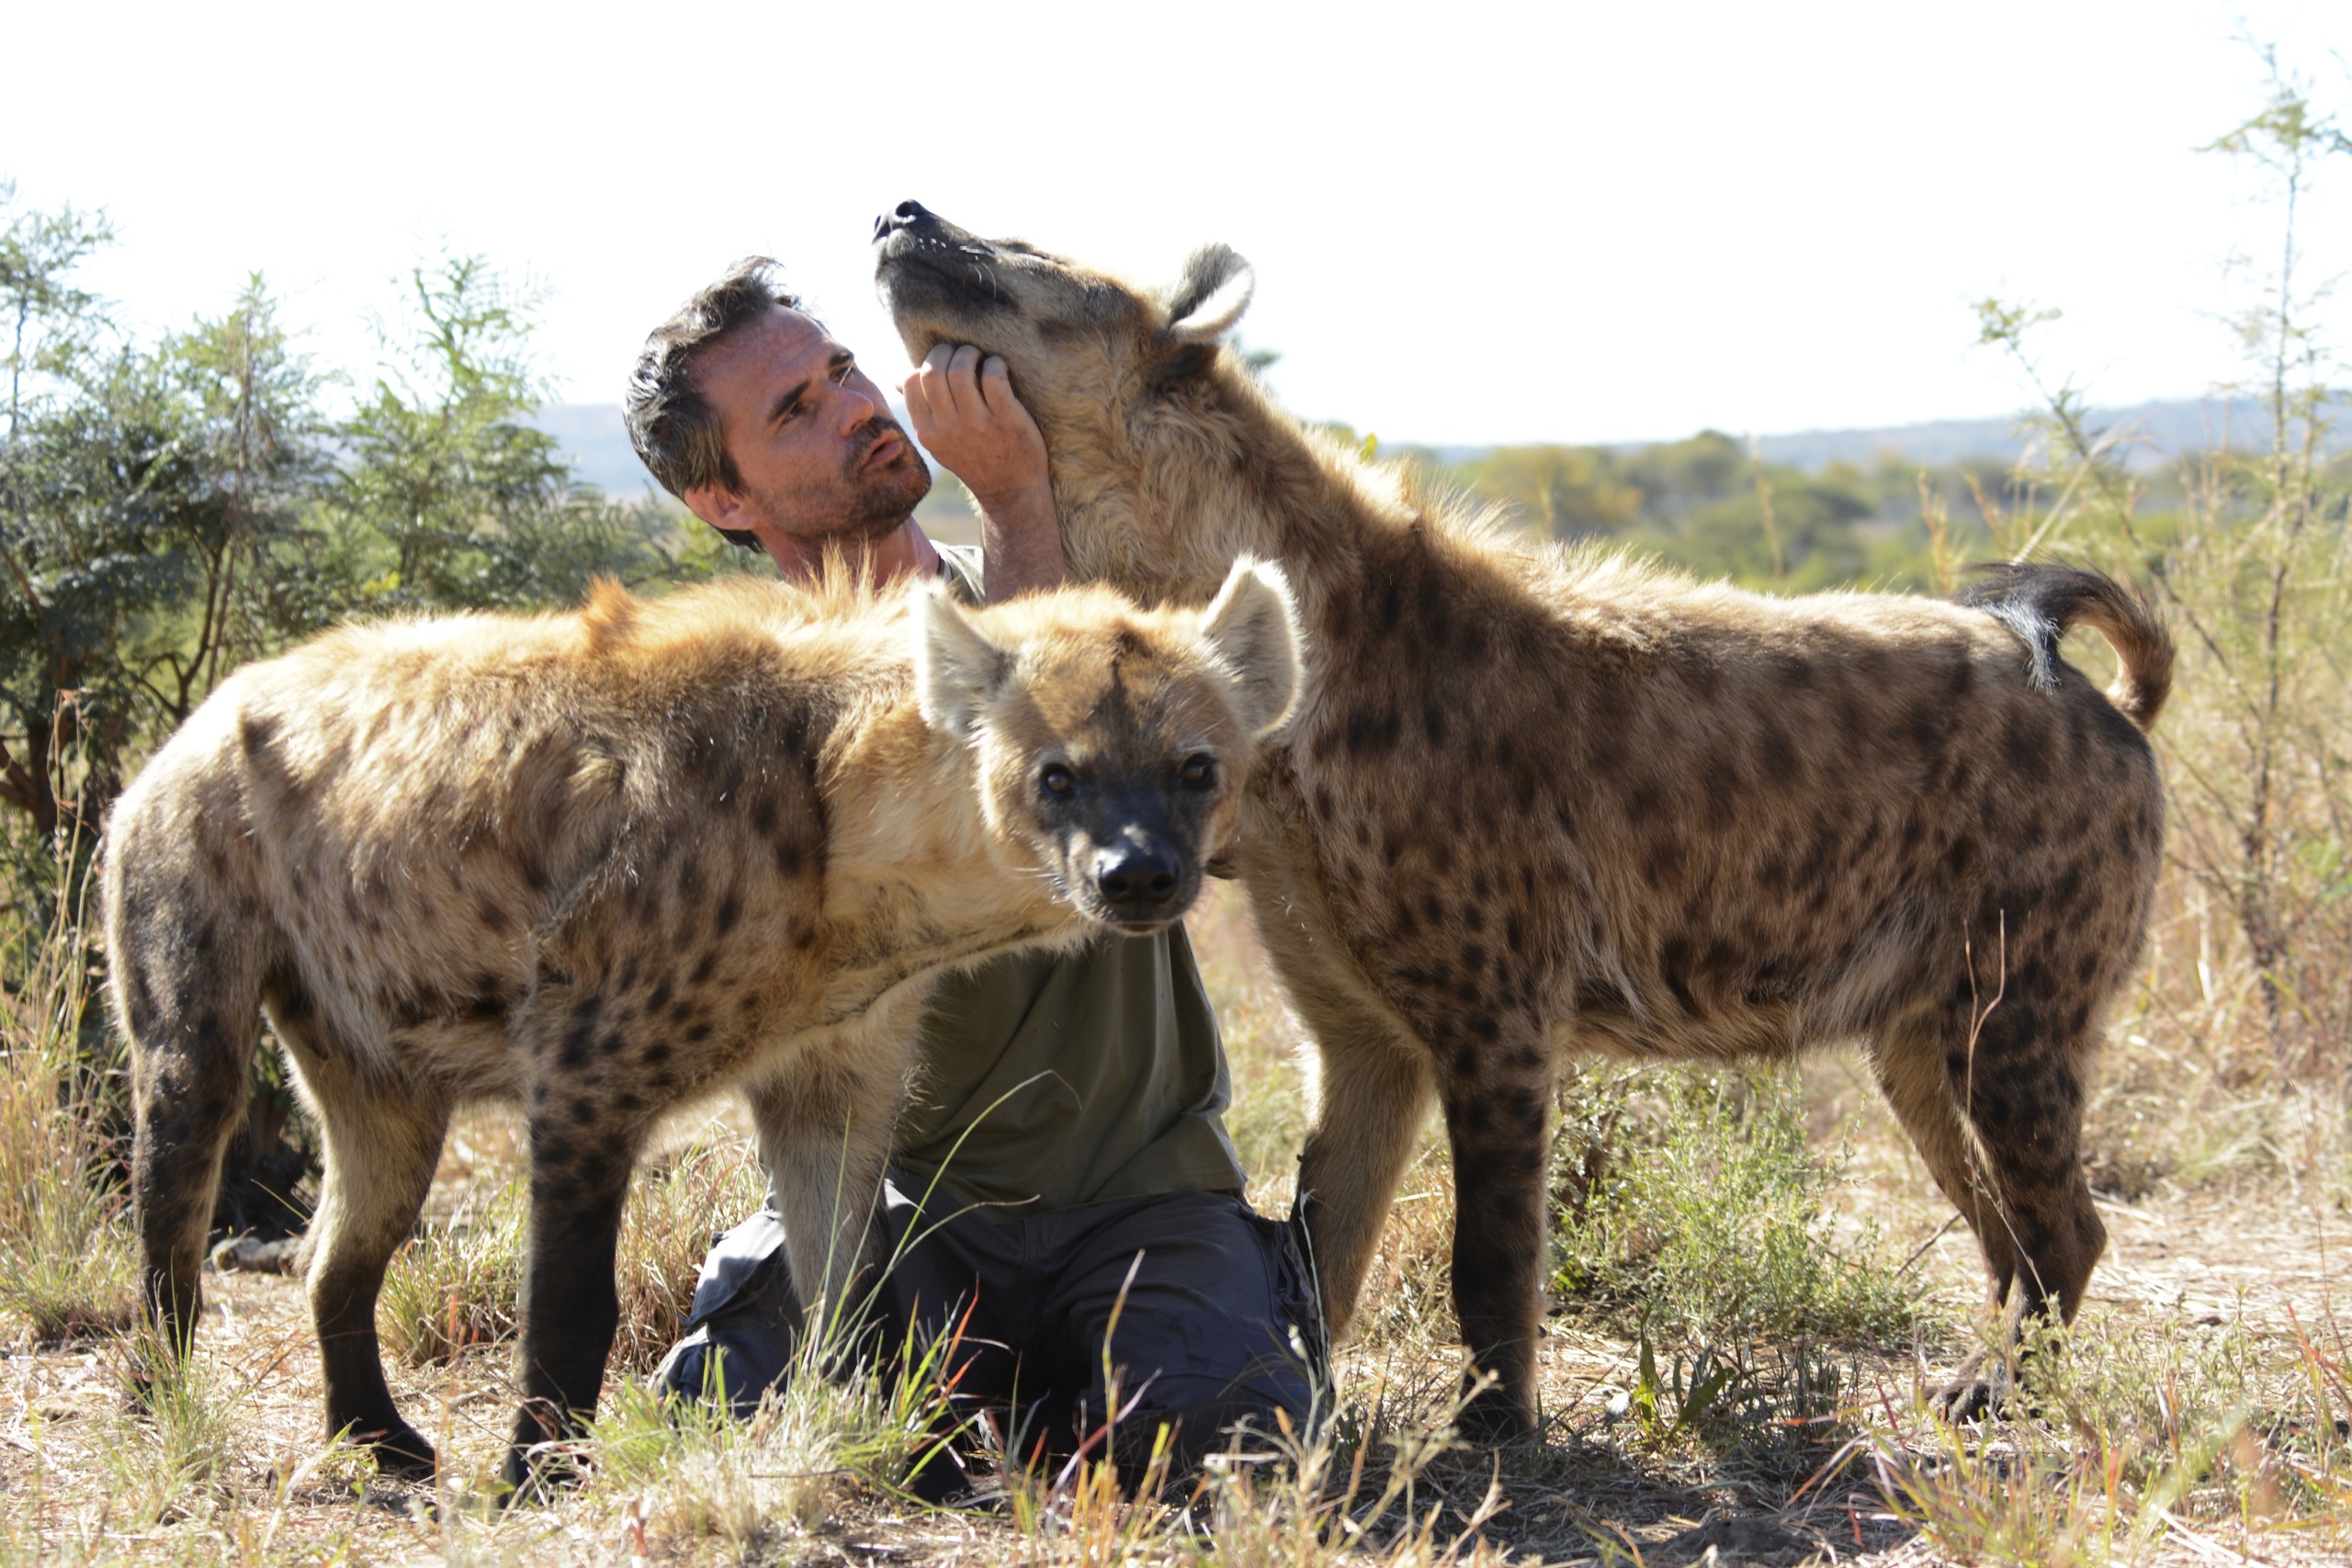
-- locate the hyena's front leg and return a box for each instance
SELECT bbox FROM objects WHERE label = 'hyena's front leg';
[747,1048,905,1355]
[1292,1017,1435,1342]
[505,1117,641,1494]
[1436,1014,1554,1440]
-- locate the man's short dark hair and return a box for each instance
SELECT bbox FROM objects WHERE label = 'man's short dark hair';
[626,257,806,550]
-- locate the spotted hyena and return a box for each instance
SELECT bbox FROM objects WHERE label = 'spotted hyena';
[876,203,2174,1436]
[104,560,1300,1486]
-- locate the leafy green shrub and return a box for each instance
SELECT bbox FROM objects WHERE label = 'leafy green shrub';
[1550,1066,1914,1345]
[378,1175,526,1366]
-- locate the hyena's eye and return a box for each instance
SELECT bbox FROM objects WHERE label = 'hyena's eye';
[1040,762,1076,797]
[1178,754,1216,791]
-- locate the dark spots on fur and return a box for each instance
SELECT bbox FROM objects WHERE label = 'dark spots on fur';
[1312,784,1335,820]
[645,980,673,1015]
[750,795,777,838]
[1462,942,1487,975]
[713,891,742,939]
[1423,701,1448,749]
[1644,835,1687,888]
[1758,722,1798,782]
[467,975,505,1019]
[475,894,512,934]
[1421,893,1444,928]
[1505,913,1527,956]
[1468,1015,1499,1043]
[1999,710,2051,777]
[690,952,718,987]
[683,1020,713,1045]
[1344,706,1402,758]
[1463,905,1486,935]
[1942,836,1977,879]
[237,711,280,758]
[1658,937,1700,1012]
[774,837,804,878]
[1624,780,1663,825]
[558,1020,596,1071]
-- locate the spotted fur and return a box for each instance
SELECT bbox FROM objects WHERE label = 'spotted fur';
[877,206,2174,1435]
[104,561,1298,1485]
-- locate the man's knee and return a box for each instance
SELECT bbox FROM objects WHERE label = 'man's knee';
[654,1211,805,1416]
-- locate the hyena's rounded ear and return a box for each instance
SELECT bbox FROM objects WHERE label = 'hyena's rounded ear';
[1199,556,1303,739]
[915,584,1011,740]
[1162,244,1255,344]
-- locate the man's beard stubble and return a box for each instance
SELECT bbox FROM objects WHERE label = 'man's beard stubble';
[758,417,934,547]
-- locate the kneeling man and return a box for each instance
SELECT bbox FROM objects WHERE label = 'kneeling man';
[624,257,1318,1491]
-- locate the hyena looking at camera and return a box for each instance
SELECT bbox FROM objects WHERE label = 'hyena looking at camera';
[876,202,2173,1438]
[104,560,1299,1487]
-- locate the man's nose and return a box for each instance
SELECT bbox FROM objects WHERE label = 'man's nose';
[874,200,935,243]
[832,375,888,434]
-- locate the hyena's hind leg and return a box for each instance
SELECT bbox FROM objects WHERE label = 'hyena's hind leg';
[111,850,268,1359]
[275,977,451,1476]
[1873,984,2108,1420]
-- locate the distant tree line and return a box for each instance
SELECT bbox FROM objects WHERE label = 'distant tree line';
[0,184,716,896]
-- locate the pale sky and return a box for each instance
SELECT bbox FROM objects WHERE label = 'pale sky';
[6,1,2347,446]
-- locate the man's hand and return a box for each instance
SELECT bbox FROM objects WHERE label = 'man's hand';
[903,344,1064,600]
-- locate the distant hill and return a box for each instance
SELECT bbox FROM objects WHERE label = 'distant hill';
[1744,396,2338,474]
[533,394,2338,496]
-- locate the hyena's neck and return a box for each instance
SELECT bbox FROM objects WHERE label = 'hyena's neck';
[1091,370,1483,695]
[820,698,1076,954]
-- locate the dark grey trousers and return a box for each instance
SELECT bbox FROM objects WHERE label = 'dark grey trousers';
[654,1176,1321,1479]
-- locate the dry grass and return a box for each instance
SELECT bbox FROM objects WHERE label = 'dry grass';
[0,872,2348,1563]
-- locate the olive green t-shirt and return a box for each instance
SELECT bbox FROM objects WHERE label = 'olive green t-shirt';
[886,545,1247,1216]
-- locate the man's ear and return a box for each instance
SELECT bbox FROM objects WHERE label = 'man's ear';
[916,585,1012,739]
[1198,556,1302,738]
[1162,243,1255,344]
[684,479,752,536]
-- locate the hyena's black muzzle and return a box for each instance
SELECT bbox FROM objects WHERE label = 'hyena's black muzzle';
[1069,795,1205,937]
[873,200,1013,319]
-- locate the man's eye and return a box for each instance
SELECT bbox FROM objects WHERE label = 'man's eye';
[1040,763,1075,796]
[832,358,856,382]
[1179,754,1216,790]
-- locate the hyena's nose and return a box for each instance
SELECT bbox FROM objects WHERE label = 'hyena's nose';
[1094,845,1180,915]
[875,200,935,243]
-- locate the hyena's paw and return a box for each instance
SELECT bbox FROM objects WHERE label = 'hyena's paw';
[1453,1380,1539,1447]
[1930,1352,2018,1424]
[353,1421,438,1481]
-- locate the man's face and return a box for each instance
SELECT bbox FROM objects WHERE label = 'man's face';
[689,307,932,547]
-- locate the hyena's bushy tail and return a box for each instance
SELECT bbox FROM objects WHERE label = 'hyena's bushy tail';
[1959,562,2174,731]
